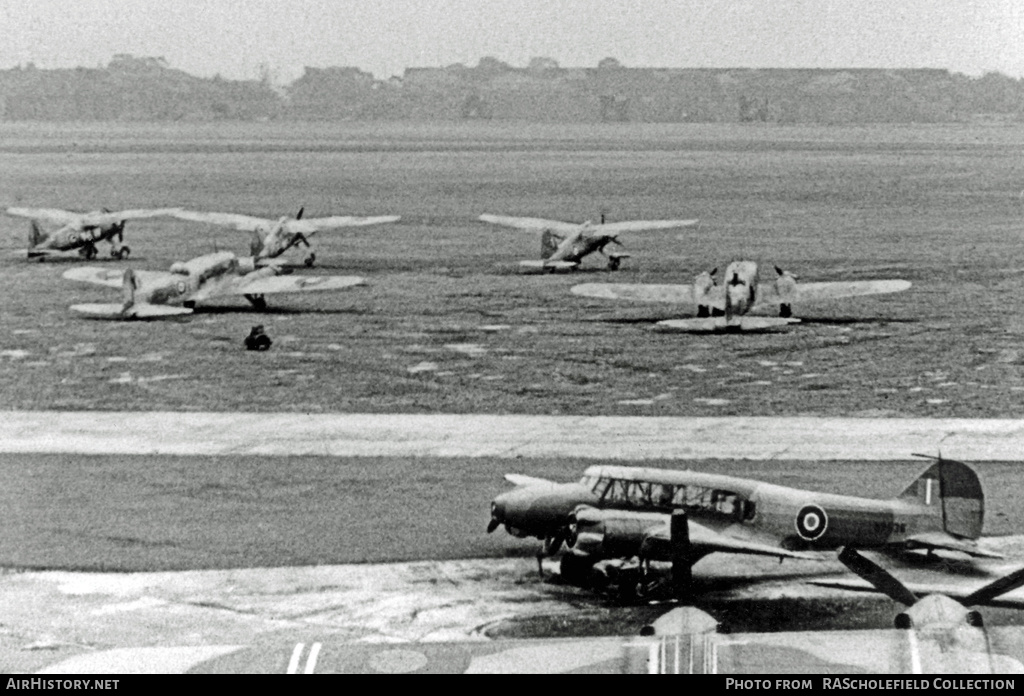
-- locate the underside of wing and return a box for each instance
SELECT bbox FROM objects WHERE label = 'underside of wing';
[6,207,80,224]
[656,316,801,333]
[596,219,699,233]
[572,283,695,304]
[173,210,271,231]
[479,214,581,233]
[223,274,366,296]
[905,531,1005,559]
[70,303,193,320]
[286,215,401,233]
[757,279,912,307]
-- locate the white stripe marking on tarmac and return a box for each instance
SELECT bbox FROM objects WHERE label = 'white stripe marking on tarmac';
[305,643,322,674]
[287,643,304,674]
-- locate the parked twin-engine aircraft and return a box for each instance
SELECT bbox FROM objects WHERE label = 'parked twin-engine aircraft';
[478,214,699,272]
[62,251,365,319]
[173,208,400,267]
[488,457,1000,595]
[572,259,911,331]
[6,206,181,260]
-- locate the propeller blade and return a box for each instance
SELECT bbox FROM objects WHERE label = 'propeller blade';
[963,566,1024,607]
[296,207,304,220]
[838,546,918,607]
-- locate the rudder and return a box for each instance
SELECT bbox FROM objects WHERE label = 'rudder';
[898,456,984,540]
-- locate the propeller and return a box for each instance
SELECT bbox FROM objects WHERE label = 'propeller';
[838,547,919,606]
[295,207,304,220]
[963,565,1024,607]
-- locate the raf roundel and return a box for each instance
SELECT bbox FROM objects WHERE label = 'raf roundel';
[795,504,828,541]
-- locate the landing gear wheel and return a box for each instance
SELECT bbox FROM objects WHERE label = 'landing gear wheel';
[245,294,268,311]
[779,303,792,318]
[304,253,316,268]
[113,246,130,260]
[246,334,272,351]
[607,257,621,271]
[559,554,595,587]
[80,245,97,260]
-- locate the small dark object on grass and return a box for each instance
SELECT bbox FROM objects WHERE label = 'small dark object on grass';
[244,325,272,351]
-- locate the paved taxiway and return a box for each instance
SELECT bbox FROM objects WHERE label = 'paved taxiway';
[5,412,1024,460]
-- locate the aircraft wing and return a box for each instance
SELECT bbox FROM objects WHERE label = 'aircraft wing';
[642,519,819,562]
[595,219,699,233]
[62,267,175,289]
[217,274,366,296]
[285,216,401,234]
[6,207,82,224]
[479,214,582,233]
[172,210,273,231]
[572,283,696,304]
[755,279,912,307]
[85,208,183,225]
[905,531,1005,559]
[70,303,194,320]
[504,474,557,487]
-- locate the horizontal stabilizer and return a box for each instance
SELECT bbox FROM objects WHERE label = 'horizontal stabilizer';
[504,474,557,487]
[656,316,801,333]
[519,259,578,272]
[70,303,194,320]
[905,532,1004,559]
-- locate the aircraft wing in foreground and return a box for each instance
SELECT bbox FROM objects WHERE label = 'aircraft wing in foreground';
[572,260,910,331]
[63,251,365,319]
[174,208,400,267]
[479,214,698,272]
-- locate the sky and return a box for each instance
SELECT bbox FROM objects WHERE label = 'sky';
[1,0,1021,84]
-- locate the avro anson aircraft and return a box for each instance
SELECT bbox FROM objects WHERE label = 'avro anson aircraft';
[478,214,699,272]
[173,208,400,267]
[488,457,1000,594]
[572,259,911,331]
[63,251,365,319]
[6,206,181,260]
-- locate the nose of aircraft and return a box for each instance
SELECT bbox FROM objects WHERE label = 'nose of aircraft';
[487,483,598,538]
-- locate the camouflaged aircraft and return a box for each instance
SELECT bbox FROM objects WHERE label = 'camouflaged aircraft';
[487,457,1001,595]
[6,206,182,260]
[62,251,365,319]
[172,207,400,267]
[571,259,911,331]
[478,214,699,272]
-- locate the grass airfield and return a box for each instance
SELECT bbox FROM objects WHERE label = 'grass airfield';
[1,121,1023,417]
[3,122,1024,667]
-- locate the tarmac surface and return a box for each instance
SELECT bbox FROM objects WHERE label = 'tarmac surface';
[3,412,1024,673]
[5,411,1024,460]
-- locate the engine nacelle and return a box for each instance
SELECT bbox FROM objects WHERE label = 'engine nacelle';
[569,507,655,559]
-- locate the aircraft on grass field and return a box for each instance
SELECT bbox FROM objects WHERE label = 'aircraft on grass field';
[572,259,911,331]
[62,251,365,319]
[6,206,181,260]
[478,214,699,272]
[487,457,1001,598]
[173,208,400,267]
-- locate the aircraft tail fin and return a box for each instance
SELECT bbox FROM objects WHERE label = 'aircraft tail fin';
[121,269,139,309]
[898,455,984,540]
[540,229,561,259]
[28,220,45,249]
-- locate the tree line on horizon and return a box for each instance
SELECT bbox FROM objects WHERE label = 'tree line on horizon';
[0,54,1021,124]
